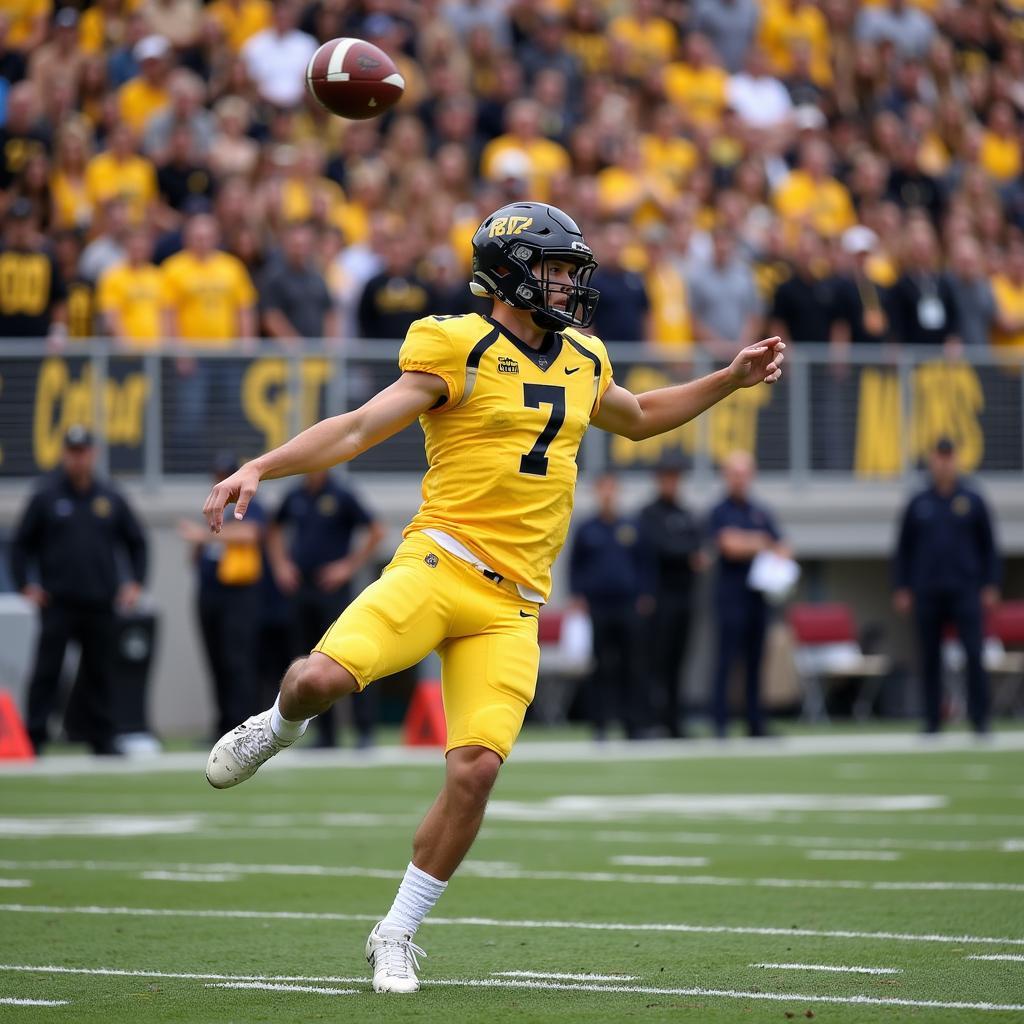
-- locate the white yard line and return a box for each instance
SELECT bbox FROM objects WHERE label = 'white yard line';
[1,907,1022,947]
[0,964,1019,1012]
[610,856,711,868]
[967,955,1024,962]
[2,730,1022,776]
[752,962,903,975]
[0,880,31,888]
[0,997,69,1007]
[140,871,240,883]
[492,970,639,981]
[207,982,358,995]
[2,856,1019,894]
[805,850,902,862]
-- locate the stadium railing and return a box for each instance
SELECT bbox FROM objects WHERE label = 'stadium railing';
[0,340,1021,488]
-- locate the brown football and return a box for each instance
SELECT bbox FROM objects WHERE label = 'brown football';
[305,38,405,120]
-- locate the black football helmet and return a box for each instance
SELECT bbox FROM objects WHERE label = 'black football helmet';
[470,202,600,331]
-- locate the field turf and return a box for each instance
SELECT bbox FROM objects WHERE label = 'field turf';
[1,730,1023,1022]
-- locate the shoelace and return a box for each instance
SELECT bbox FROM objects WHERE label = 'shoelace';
[232,722,279,765]
[377,935,426,979]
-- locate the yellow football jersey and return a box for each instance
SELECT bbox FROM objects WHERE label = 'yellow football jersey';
[400,313,614,601]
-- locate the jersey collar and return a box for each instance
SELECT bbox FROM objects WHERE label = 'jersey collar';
[482,315,562,372]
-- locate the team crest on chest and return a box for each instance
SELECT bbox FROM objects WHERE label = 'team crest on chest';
[497,355,520,375]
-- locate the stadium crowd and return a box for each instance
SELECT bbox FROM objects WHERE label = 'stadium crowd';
[0,0,1022,352]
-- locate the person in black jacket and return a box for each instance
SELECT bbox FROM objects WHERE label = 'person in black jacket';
[637,455,705,738]
[893,437,1000,734]
[569,473,653,740]
[886,220,959,347]
[9,426,147,754]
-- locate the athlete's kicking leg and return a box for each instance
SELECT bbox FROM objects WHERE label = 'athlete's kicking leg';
[205,653,356,788]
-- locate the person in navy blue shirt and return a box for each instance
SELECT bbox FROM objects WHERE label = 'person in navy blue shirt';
[708,451,787,738]
[268,471,385,748]
[179,454,267,739]
[569,473,654,740]
[893,437,1000,734]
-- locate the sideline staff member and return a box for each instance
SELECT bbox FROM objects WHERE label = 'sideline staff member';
[10,426,148,754]
[893,437,1000,734]
[267,471,385,748]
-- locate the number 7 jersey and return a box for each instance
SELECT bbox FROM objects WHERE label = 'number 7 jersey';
[399,312,615,601]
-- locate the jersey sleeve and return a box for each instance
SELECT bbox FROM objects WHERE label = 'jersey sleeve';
[398,317,465,411]
[568,331,615,417]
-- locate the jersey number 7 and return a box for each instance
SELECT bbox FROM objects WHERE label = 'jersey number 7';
[520,383,565,477]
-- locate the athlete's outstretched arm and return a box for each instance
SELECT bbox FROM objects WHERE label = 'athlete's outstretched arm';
[203,371,446,532]
[591,337,785,441]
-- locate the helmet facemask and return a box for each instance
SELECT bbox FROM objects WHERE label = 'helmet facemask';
[506,244,599,331]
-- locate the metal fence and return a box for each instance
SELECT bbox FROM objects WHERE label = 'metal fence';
[0,340,1021,488]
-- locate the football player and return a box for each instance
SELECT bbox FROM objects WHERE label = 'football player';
[203,202,784,993]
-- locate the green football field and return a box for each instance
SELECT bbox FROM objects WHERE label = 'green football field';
[1,730,1024,1023]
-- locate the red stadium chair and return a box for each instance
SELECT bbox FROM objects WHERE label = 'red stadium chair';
[787,603,890,722]
[532,608,592,724]
[943,601,1024,715]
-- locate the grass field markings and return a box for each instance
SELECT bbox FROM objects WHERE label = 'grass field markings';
[4,964,1024,1012]
[828,812,1024,828]
[207,982,359,995]
[967,955,1024,962]
[0,815,201,837]
[3,906,1023,947]
[0,997,69,1007]
[4,856,1021,894]
[751,963,904,974]
[0,879,31,887]
[491,971,639,981]
[609,856,711,868]
[487,794,947,822]
[590,829,1016,853]
[805,850,902,862]
[139,871,241,883]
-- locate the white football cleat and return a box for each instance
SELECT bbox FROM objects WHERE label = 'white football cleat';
[206,710,293,789]
[365,922,425,994]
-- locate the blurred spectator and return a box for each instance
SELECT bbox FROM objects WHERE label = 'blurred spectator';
[5,0,49,54]
[162,212,256,345]
[590,221,650,342]
[206,0,271,54]
[178,453,265,739]
[946,236,996,349]
[0,198,65,341]
[106,10,150,88]
[267,470,385,748]
[156,123,215,214]
[80,0,131,57]
[643,222,693,349]
[728,46,794,133]
[28,7,83,109]
[79,197,132,285]
[10,425,147,755]
[856,0,936,60]
[768,229,839,343]
[687,228,762,351]
[708,451,787,739]
[887,221,958,346]
[52,229,95,340]
[241,0,316,109]
[569,473,652,741]
[991,237,1024,351]
[84,121,158,227]
[49,118,93,233]
[774,138,857,240]
[118,35,172,136]
[831,225,889,344]
[357,230,435,340]
[259,221,337,344]
[692,0,760,75]
[638,455,705,739]
[608,0,677,79]
[140,0,202,52]
[0,81,49,193]
[480,99,570,203]
[520,13,582,98]
[208,95,258,179]
[759,0,832,88]
[143,68,215,162]
[97,226,166,347]
[893,437,999,735]
[664,32,729,129]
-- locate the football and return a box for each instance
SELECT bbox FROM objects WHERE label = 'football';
[305,37,405,120]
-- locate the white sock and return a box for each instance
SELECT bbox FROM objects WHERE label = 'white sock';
[269,694,308,743]
[379,862,448,937]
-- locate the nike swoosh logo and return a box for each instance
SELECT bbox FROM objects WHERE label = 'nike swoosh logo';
[564,366,581,375]
[519,610,537,619]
